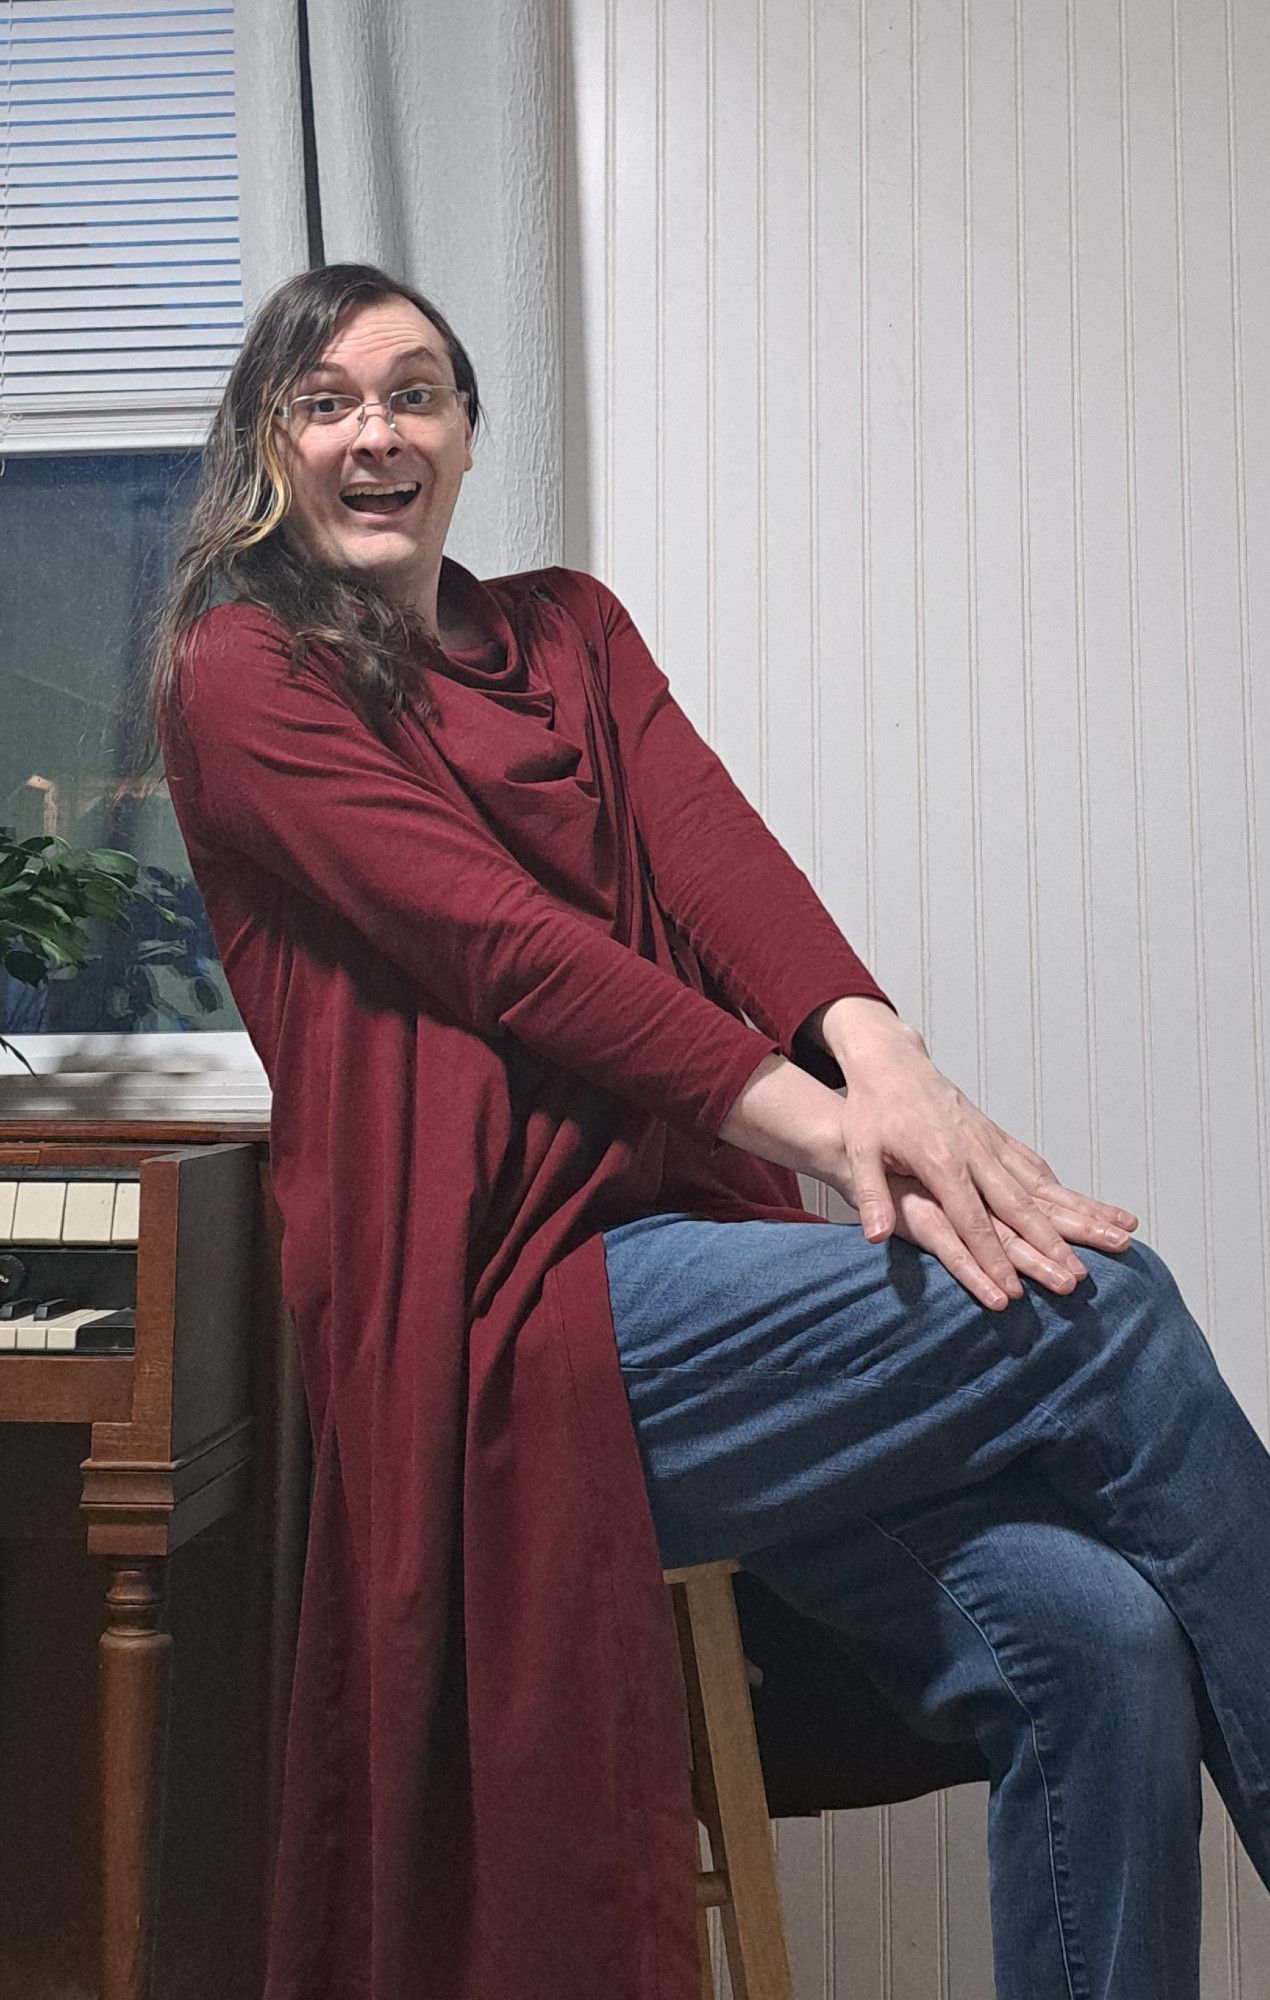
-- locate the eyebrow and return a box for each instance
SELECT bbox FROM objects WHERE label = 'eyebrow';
[303,344,449,380]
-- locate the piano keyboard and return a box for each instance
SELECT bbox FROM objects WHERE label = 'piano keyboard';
[0,1305,134,1353]
[0,1175,140,1247]
[0,1173,138,1355]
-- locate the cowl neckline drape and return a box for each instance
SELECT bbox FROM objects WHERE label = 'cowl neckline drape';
[404,556,635,931]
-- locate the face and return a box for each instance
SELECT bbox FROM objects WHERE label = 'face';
[274,296,473,609]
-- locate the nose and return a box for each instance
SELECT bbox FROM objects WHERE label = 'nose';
[353,403,400,451]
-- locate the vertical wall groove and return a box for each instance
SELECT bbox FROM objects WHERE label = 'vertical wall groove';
[1117,0,1159,1243]
[1013,0,1043,1147]
[1170,0,1218,1332]
[807,0,822,904]
[860,0,877,969]
[961,0,987,1103]
[706,0,718,741]
[758,0,770,818]
[1222,0,1270,1439]
[555,0,567,564]
[653,0,665,659]
[935,1787,950,2000]
[808,0,830,1228]
[1065,0,1100,1194]
[602,0,615,582]
[879,1802,893,1999]
[911,0,932,1046]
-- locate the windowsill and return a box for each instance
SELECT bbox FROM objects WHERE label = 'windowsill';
[0,1033,271,1122]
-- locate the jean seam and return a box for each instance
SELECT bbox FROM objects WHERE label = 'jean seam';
[861,1512,1089,2000]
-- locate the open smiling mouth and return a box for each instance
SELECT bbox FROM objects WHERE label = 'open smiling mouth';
[340,482,422,515]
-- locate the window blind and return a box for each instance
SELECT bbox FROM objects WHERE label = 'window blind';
[0,0,244,449]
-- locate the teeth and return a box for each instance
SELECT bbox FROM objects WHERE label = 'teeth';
[342,482,419,497]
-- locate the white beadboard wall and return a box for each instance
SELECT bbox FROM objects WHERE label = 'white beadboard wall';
[560,0,1270,1993]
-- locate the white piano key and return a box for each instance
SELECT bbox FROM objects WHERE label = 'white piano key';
[110,1180,140,1244]
[11,1315,48,1352]
[13,1180,66,1243]
[0,1317,16,1351]
[43,1307,111,1353]
[61,1180,119,1244]
[0,1182,17,1240]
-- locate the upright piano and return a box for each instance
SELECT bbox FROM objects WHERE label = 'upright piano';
[0,1121,305,2000]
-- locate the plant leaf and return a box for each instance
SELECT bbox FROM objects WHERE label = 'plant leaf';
[3,948,49,986]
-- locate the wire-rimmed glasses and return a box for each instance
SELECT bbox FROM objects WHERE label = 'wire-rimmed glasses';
[275,383,469,440]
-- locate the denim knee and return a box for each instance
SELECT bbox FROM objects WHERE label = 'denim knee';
[1079,1239,1174,1310]
[1008,1534,1200,1740]
[1072,1575,1196,1713]
[1068,1240,1215,1379]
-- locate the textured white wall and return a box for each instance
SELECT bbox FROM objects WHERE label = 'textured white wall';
[561,1,1270,1992]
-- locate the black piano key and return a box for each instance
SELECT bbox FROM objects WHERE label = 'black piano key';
[0,1297,39,1321]
[32,1298,73,1321]
[75,1310,135,1354]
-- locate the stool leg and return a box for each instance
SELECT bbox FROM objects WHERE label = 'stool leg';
[678,1567,795,2000]
[696,1903,715,2000]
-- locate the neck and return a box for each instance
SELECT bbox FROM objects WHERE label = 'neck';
[379,549,446,637]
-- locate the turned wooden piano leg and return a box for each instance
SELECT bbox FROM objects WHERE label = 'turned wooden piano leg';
[99,1558,173,2000]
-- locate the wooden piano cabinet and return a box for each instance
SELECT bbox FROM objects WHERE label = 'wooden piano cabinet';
[0,1122,310,2000]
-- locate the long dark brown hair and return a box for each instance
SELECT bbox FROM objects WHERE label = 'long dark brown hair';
[143,262,483,763]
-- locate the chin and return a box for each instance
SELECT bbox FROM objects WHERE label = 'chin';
[335,536,419,578]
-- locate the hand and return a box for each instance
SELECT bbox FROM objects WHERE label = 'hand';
[815,998,1139,1311]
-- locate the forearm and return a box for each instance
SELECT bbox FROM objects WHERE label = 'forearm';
[716,1050,845,1181]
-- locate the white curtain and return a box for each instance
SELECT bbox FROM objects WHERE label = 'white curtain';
[231,0,562,578]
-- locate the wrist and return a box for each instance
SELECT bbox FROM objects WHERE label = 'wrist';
[809,996,924,1077]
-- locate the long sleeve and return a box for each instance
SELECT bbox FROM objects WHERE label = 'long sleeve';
[168,605,780,1139]
[580,574,893,1090]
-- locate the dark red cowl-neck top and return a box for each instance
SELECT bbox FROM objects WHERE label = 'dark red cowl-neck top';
[162,559,890,2000]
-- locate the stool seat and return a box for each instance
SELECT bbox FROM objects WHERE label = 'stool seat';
[664,1559,795,2000]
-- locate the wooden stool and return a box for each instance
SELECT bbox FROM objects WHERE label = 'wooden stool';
[663,1559,796,2000]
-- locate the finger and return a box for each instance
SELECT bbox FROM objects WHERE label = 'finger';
[991,1220,1086,1294]
[849,1150,898,1243]
[909,1155,1027,1299]
[1029,1196,1136,1253]
[890,1185,1017,1311]
[991,1135,1139,1233]
[965,1152,1090,1281]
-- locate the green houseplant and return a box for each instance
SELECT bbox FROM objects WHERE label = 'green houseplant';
[0,829,220,1069]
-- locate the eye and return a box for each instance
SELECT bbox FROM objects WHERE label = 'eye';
[394,384,436,411]
[308,393,355,421]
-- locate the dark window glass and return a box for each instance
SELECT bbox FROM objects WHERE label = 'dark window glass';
[0,451,241,1037]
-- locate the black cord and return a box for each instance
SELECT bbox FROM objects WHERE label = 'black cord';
[297,0,325,266]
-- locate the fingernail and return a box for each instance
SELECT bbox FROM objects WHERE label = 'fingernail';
[1103,1227,1129,1248]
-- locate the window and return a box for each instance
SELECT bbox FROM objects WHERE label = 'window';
[1,0,267,1115]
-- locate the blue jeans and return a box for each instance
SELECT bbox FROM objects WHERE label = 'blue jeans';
[600,1212,1270,2000]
